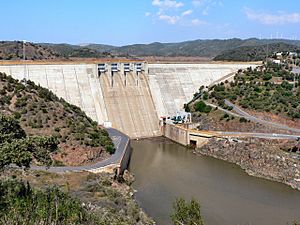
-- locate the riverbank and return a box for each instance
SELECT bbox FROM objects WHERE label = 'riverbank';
[0,168,155,225]
[195,137,300,191]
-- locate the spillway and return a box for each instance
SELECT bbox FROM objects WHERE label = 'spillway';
[0,62,256,138]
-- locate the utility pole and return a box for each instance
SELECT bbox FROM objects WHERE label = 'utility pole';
[23,40,27,85]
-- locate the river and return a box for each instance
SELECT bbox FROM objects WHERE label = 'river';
[129,138,300,225]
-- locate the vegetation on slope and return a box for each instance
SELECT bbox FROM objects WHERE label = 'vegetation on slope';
[0,41,62,60]
[214,42,300,61]
[2,38,300,61]
[0,170,154,225]
[68,47,113,58]
[0,72,114,165]
[88,38,300,59]
[41,43,114,58]
[0,179,101,224]
[207,63,300,119]
[0,113,58,168]
[0,100,151,224]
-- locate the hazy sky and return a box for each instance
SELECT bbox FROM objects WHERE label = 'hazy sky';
[1,0,300,45]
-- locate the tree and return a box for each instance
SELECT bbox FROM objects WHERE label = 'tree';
[0,113,58,169]
[194,101,212,113]
[0,114,26,143]
[171,197,204,225]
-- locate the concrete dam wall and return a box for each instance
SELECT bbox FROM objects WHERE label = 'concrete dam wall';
[0,62,255,138]
[147,63,254,117]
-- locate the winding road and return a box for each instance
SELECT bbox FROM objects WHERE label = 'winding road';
[224,99,300,133]
[205,100,300,133]
[31,128,130,173]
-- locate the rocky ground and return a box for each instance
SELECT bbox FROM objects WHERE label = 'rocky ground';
[196,137,300,190]
[0,169,154,225]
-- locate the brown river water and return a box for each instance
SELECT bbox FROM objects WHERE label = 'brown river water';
[129,138,300,225]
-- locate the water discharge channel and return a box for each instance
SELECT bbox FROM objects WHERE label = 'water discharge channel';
[129,138,300,225]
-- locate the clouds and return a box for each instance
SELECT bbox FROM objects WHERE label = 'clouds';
[191,18,207,26]
[244,8,300,25]
[158,14,180,24]
[152,0,184,9]
[192,0,223,15]
[149,0,208,26]
[182,10,193,16]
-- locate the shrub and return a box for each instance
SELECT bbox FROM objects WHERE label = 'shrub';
[194,101,212,113]
[170,198,204,225]
[0,180,98,224]
[239,117,248,123]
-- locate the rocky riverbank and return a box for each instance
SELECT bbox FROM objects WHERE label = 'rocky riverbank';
[195,137,300,190]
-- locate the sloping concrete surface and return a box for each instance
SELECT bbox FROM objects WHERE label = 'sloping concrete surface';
[148,64,257,117]
[100,71,160,138]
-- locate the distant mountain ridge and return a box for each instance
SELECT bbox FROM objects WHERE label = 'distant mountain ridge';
[83,38,300,59]
[1,38,300,61]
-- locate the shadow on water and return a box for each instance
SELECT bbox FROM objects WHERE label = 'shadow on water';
[129,137,300,225]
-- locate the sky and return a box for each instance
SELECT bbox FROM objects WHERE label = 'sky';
[1,0,300,46]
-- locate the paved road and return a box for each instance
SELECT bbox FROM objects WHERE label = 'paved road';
[205,101,242,118]
[208,72,236,88]
[216,131,300,140]
[223,100,300,133]
[30,128,130,173]
[191,129,300,140]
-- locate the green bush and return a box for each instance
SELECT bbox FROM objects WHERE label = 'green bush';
[239,117,248,123]
[195,101,212,113]
[0,179,99,224]
[171,197,204,225]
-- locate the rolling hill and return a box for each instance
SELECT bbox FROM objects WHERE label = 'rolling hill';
[85,38,300,59]
[2,38,300,61]
[213,42,300,61]
[0,41,62,60]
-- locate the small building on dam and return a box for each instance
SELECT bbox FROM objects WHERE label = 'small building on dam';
[0,60,257,138]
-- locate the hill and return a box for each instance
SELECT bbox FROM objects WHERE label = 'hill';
[213,42,300,61]
[41,43,114,58]
[85,38,300,59]
[83,43,117,52]
[3,38,300,61]
[197,62,300,120]
[0,41,62,60]
[0,72,114,166]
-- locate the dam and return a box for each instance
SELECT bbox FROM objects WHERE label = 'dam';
[0,61,255,138]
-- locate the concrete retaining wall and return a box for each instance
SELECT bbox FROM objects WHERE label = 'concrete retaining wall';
[117,139,132,175]
[163,123,209,148]
[164,123,189,146]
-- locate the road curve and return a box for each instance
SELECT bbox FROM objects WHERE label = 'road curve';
[30,128,130,173]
